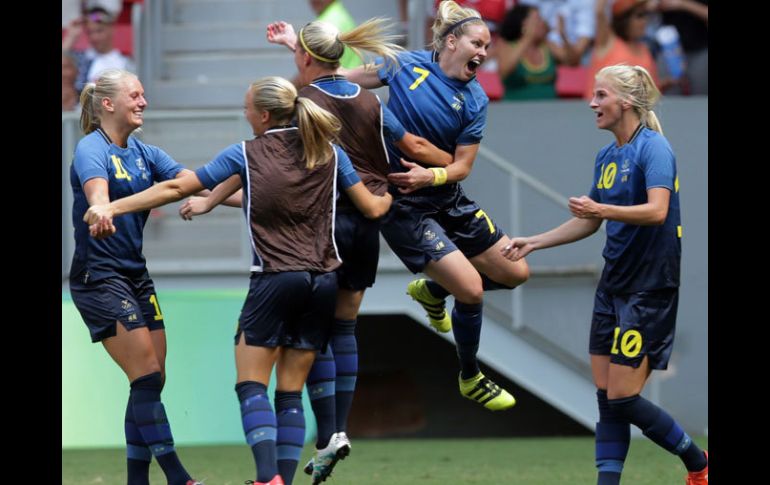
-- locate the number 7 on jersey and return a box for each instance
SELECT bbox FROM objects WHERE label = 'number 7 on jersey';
[409,67,430,90]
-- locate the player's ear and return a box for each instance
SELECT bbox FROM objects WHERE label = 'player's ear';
[446,34,457,51]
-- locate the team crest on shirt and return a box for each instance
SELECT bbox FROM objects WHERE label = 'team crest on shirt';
[121,299,134,310]
[621,160,630,173]
[451,92,465,111]
[136,158,149,180]
[620,160,630,183]
[424,230,437,241]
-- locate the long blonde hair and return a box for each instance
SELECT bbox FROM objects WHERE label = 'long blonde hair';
[79,68,136,134]
[431,0,485,51]
[298,17,403,69]
[249,76,341,169]
[596,64,663,134]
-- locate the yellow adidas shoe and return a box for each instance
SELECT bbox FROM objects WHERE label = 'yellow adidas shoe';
[459,372,516,411]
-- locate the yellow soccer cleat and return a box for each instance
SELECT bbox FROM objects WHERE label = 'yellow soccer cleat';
[459,372,516,411]
[406,279,452,333]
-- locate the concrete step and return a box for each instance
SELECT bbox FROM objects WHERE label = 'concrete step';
[163,23,291,52]
[172,0,314,24]
[150,77,295,109]
[166,51,297,81]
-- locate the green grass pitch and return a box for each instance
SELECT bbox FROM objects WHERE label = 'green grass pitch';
[62,435,707,484]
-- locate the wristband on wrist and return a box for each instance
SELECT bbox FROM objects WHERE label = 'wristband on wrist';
[429,167,448,186]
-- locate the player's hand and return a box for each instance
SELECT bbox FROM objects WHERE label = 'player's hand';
[179,196,212,221]
[88,218,116,239]
[501,237,534,261]
[569,195,603,219]
[387,158,435,194]
[266,21,297,51]
[84,203,114,225]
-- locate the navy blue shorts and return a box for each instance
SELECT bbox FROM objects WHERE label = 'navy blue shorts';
[589,287,679,370]
[70,273,165,343]
[380,185,504,274]
[236,271,337,350]
[335,210,380,291]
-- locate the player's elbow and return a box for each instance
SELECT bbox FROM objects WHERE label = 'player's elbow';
[649,208,668,225]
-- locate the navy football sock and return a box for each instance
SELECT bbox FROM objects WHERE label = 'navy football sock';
[306,347,336,449]
[331,319,357,433]
[595,389,629,485]
[451,301,483,379]
[425,280,450,300]
[480,274,516,291]
[130,372,191,485]
[275,390,305,485]
[609,394,707,471]
[236,381,278,482]
[125,395,151,485]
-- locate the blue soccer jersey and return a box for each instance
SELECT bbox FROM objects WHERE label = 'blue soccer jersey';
[70,129,184,282]
[376,50,489,180]
[588,126,681,293]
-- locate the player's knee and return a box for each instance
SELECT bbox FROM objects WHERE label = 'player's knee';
[455,282,484,304]
[512,259,530,286]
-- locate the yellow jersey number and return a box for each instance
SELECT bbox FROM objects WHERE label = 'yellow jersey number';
[610,327,643,358]
[111,155,132,181]
[409,67,430,90]
[595,162,617,190]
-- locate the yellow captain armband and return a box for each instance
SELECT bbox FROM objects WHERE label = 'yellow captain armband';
[429,167,448,186]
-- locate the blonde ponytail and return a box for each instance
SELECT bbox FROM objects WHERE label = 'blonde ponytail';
[250,76,341,169]
[298,17,404,69]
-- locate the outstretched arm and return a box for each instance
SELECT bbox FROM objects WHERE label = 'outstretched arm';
[85,171,205,226]
[179,174,243,220]
[501,216,602,261]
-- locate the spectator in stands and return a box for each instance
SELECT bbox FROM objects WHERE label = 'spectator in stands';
[67,7,134,93]
[62,52,80,111]
[85,0,124,19]
[84,76,393,485]
[659,0,707,94]
[583,0,659,99]
[502,64,708,485]
[68,68,202,485]
[342,0,530,414]
[521,0,597,66]
[496,4,558,100]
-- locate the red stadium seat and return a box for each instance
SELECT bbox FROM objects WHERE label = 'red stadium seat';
[556,65,589,99]
[475,70,505,101]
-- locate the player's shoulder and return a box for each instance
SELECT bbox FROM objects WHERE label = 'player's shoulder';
[465,79,489,108]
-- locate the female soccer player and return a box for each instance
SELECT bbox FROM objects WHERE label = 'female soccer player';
[502,64,708,485]
[69,68,202,485]
[340,0,531,412]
